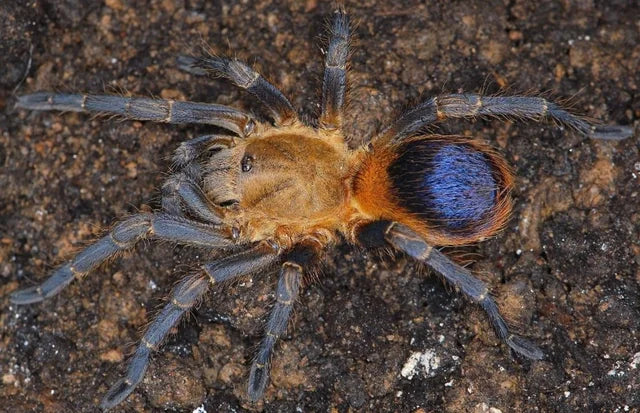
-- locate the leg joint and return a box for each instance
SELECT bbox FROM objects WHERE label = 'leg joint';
[109,232,135,249]
[164,99,174,122]
[141,337,158,351]
[69,265,86,279]
[475,287,490,302]
[282,261,303,272]
[171,298,192,309]
[416,245,433,261]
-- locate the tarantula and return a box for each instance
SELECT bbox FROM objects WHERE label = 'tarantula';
[10,10,633,410]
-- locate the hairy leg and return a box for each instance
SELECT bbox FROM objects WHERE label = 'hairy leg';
[16,93,255,137]
[356,220,543,360]
[247,242,319,401]
[10,214,235,304]
[177,55,297,125]
[385,94,633,141]
[319,9,349,130]
[100,240,280,409]
[99,273,210,409]
[247,261,302,401]
[203,240,280,283]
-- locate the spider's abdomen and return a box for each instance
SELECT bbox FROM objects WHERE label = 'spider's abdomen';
[353,137,513,246]
[390,140,497,228]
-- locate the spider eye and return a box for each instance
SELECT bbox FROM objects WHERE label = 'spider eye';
[241,154,254,172]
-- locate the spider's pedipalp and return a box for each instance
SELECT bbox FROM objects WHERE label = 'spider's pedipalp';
[177,55,297,125]
[172,134,239,167]
[383,222,544,360]
[385,93,633,141]
[319,9,349,130]
[10,215,235,305]
[162,173,224,224]
[100,273,210,410]
[16,93,254,136]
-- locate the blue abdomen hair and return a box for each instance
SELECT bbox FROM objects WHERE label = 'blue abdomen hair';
[424,144,496,225]
[388,138,503,234]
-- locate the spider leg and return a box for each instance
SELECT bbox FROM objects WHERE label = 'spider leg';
[319,9,349,130]
[177,55,297,125]
[16,93,255,137]
[386,93,633,141]
[356,221,543,360]
[247,243,318,401]
[203,240,280,283]
[101,241,280,410]
[10,214,235,305]
[100,273,209,410]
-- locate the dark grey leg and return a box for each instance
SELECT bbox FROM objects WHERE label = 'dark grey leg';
[177,55,297,125]
[100,241,280,409]
[246,241,320,401]
[16,93,255,137]
[357,221,543,360]
[247,260,303,401]
[203,240,280,284]
[386,94,633,141]
[100,273,210,410]
[10,214,235,305]
[148,215,234,247]
[319,9,349,130]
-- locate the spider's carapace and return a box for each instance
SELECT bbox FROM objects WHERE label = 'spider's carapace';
[199,123,352,246]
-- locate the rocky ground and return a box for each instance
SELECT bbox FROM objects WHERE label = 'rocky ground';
[1,1,639,412]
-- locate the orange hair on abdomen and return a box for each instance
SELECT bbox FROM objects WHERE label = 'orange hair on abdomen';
[352,136,514,247]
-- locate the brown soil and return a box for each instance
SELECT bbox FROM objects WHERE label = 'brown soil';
[1,1,638,412]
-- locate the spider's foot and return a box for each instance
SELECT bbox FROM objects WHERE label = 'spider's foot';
[176,55,208,75]
[589,124,634,140]
[10,264,75,305]
[10,286,45,305]
[16,92,85,112]
[506,334,544,360]
[247,361,270,402]
[15,92,52,110]
[101,378,135,411]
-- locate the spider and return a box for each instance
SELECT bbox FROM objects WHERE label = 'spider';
[10,9,633,411]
